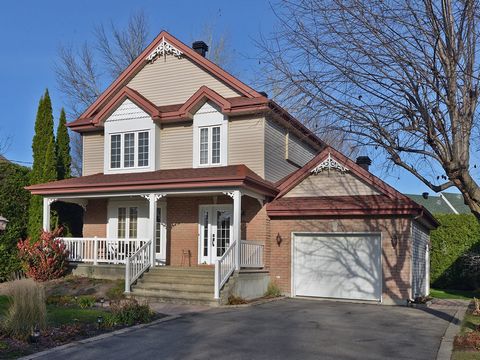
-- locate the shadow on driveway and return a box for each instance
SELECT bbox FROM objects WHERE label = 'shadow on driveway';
[34,298,455,360]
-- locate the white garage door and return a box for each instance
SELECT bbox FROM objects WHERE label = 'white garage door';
[293,233,382,301]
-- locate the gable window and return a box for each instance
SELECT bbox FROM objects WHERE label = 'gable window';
[199,126,221,166]
[193,101,228,168]
[109,131,150,170]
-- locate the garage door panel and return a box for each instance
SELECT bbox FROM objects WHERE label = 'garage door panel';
[294,234,381,301]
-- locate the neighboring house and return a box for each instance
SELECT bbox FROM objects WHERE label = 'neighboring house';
[27,31,437,305]
[407,192,471,215]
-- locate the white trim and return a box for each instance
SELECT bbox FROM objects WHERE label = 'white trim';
[49,188,240,200]
[291,232,383,302]
[311,153,349,174]
[155,201,167,265]
[146,37,183,61]
[440,193,459,214]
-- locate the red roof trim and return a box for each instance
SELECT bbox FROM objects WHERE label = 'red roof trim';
[73,31,261,124]
[26,166,278,197]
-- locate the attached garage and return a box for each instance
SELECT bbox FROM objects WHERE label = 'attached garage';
[267,148,439,304]
[292,233,382,301]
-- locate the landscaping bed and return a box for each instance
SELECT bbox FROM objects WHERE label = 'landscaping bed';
[452,300,480,359]
[0,277,160,358]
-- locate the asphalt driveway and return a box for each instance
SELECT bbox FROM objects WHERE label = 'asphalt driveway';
[32,298,455,360]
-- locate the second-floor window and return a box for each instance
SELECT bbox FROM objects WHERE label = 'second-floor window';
[199,126,221,166]
[110,131,149,169]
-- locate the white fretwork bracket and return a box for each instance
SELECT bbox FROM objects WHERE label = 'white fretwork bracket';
[46,198,58,206]
[141,193,166,201]
[223,191,243,199]
[311,153,349,174]
[146,37,183,61]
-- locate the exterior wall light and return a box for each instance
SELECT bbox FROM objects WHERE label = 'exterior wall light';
[276,233,282,246]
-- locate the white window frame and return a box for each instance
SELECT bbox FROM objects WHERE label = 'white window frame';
[193,101,228,168]
[103,99,157,174]
[108,130,151,171]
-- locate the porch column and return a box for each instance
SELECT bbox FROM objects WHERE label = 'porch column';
[233,190,242,270]
[148,194,158,267]
[42,197,56,231]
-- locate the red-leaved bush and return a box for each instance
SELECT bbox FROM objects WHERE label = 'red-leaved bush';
[17,228,69,281]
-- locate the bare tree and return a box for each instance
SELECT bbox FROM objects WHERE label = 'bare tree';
[198,23,234,71]
[260,0,480,219]
[55,11,151,176]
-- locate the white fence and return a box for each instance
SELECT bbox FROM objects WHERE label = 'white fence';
[58,237,149,265]
[240,240,264,268]
[125,240,152,293]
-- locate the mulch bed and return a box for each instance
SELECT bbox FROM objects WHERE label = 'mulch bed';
[0,313,165,358]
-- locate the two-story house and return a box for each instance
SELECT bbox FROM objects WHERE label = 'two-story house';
[27,31,437,305]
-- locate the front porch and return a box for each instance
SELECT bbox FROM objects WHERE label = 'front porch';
[43,189,267,300]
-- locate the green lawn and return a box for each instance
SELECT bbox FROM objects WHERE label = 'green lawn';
[0,295,109,326]
[430,288,480,300]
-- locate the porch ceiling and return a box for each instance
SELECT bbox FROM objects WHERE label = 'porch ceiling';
[26,165,278,198]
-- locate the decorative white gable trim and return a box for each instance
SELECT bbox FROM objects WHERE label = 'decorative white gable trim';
[311,153,349,174]
[146,37,183,61]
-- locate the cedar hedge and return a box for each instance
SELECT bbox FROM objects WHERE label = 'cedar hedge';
[430,213,480,290]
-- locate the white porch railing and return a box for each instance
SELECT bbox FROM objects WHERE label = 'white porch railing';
[240,240,264,268]
[125,240,152,293]
[58,237,149,265]
[214,240,237,299]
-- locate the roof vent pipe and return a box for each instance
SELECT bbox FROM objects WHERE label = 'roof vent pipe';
[192,41,209,57]
[422,192,429,199]
[355,156,372,171]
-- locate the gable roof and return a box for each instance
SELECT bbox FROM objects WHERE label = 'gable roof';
[70,31,262,126]
[66,31,326,150]
[406,192,471,215]
[275,146,408,200]
[269,146,438,228]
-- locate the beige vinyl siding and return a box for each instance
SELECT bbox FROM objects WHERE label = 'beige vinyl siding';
[82,132,104,176]
[287,132,317,167]
[228,116,265,177]
[128,56,241,106]
[159,124,193,169]
[284,171,381,197]
[265,118,303,183]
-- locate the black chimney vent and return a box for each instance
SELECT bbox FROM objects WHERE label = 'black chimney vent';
[192,41,209,57]
[356,156,372,171]
[422,192,429,199]
[259,91,269,98]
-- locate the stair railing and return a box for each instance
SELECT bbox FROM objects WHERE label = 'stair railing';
[125,240,152,293]
[214,240,237,299]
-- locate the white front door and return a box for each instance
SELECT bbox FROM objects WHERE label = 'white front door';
[199,205,233,265]
[155,203,167,265]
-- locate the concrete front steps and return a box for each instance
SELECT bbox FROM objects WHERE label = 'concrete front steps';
[129,267,218,306]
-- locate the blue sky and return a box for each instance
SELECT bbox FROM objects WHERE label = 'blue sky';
[0,0,438,194]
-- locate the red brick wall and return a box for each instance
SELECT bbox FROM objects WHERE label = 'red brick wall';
[167,196,232,266]
[269,216,412,304]
[83,199,107,237]
[166,195,267,266]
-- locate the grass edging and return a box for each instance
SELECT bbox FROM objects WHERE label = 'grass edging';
[17,314,181,360]
[436,306,468,360]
